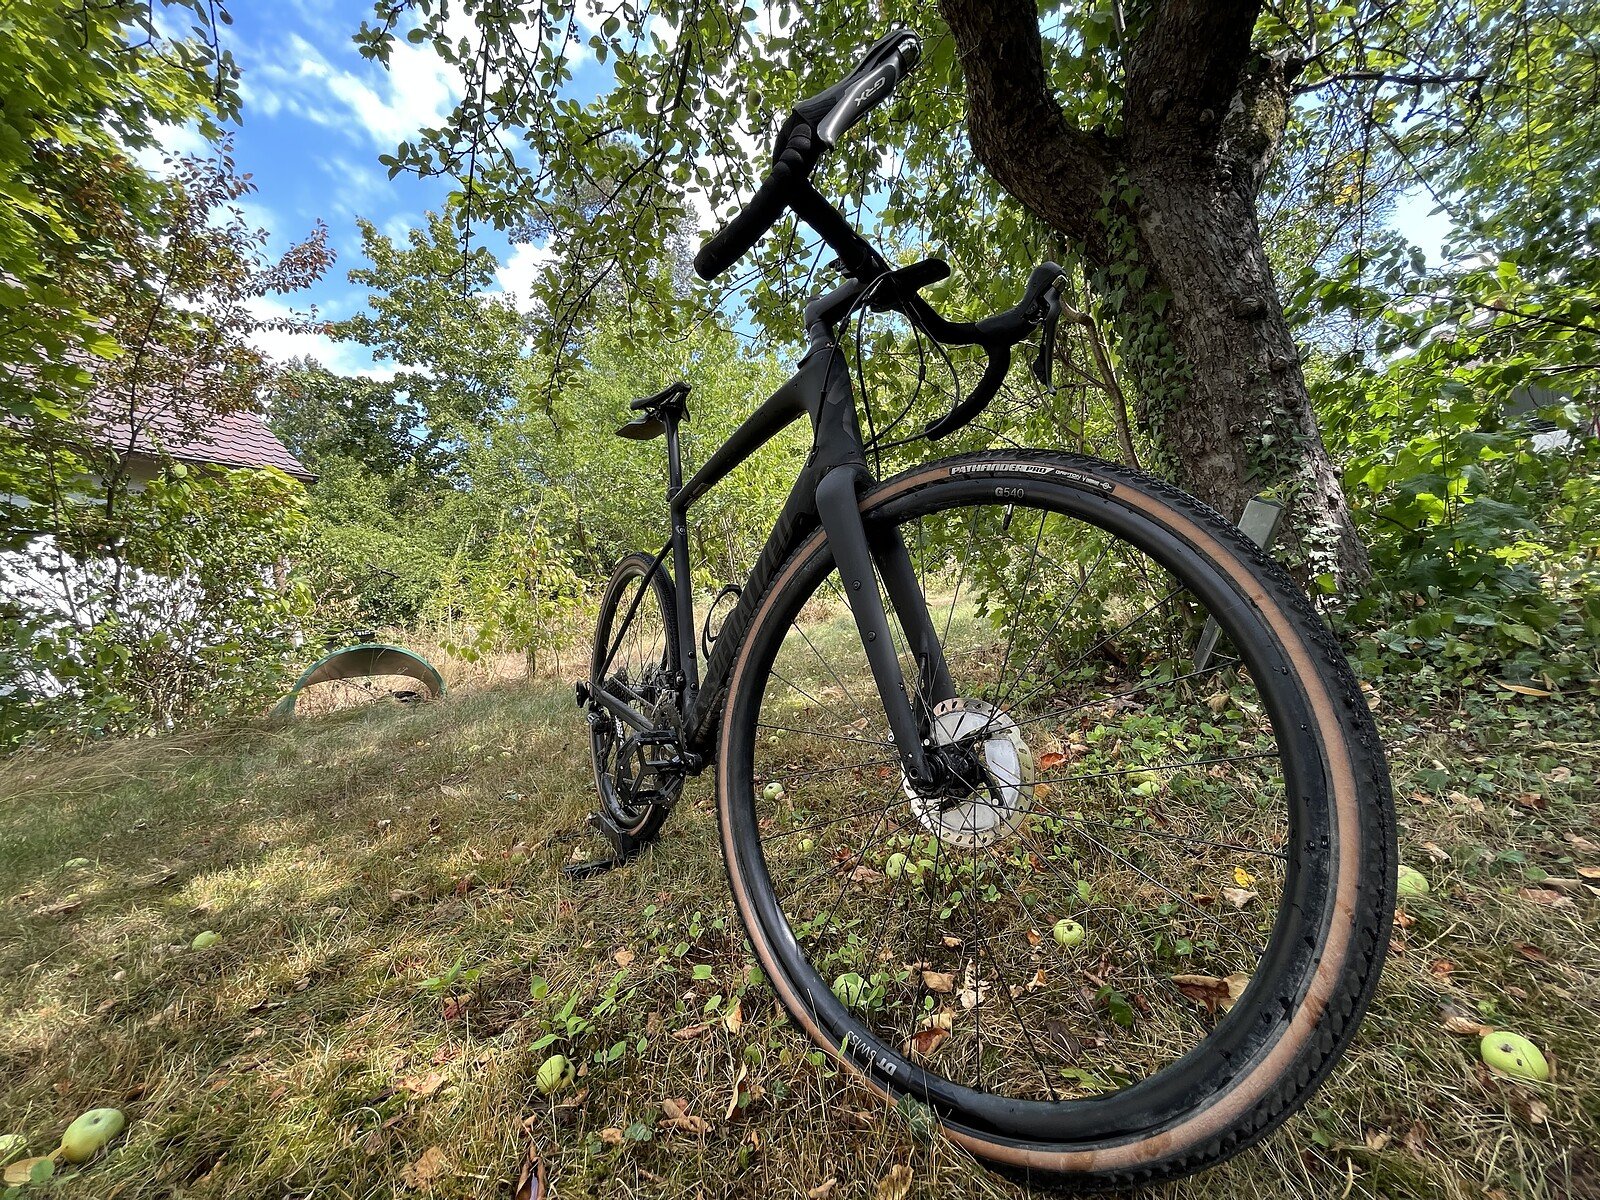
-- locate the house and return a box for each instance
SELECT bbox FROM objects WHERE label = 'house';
[89,403,316,486]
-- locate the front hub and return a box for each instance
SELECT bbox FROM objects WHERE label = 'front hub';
[903,697,1035,850]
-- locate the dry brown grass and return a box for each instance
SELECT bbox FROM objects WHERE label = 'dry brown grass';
[0,673,1596,1199]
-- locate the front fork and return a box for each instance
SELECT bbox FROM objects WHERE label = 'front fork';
[815,466,954,790]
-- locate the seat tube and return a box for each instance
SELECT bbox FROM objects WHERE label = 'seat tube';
[814,465,933,787]
[664,414,699,696]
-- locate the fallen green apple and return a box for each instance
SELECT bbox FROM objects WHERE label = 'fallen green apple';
[797,837,815,853]
[1396,865,1429,897]
[535,1054,572,1095]
[59,1108,125,1163]
[1480,1031,1550,1082]
[191,931,220,950]
[831,972,867,1008]
[761,782,785,802]
[0,1134,25,1167]
[1053,919,1086,949]
[885,853,909,880]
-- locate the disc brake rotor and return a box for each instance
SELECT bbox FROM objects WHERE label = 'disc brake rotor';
[904,697,1035,849]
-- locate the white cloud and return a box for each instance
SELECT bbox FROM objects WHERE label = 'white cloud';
[246,297,397,380]
[494,241,558,306]
[246,31,462,149]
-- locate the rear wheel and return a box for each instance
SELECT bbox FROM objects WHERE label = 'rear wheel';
[589,553,681,842]
[715,452,1393,1189]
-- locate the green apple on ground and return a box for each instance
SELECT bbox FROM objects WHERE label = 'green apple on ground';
[797,837,815,853]
[190,931,220,950]
[831,972,867,1008]
[0,1134,25,1167]
[1053,919,1086,949]
[1480,1031,1551,1082]
[761,782,785,802]
[1396,865,1429,897]
[59,1108,126,1163]
[885,853,909,879]
[535,1054,572,1095]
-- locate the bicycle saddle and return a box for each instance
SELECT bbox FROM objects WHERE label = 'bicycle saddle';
[617,380,690,440]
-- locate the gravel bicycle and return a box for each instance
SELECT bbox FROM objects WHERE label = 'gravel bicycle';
[576,30,1394,1189]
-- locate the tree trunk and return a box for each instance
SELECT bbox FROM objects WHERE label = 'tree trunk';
[1125,164,1370,581]
[939,0,1371,588]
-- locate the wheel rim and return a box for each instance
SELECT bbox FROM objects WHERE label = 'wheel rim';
[592,566,676,830]
[725,480,1334,1141]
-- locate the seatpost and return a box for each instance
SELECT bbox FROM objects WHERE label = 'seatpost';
[664,411,685,498]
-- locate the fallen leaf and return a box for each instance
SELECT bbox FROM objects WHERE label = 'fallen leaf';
[401,1146,450,1190]
[724,1062,764,1120]
[658,1096,712,1135]
[957,962,989,1010]
[441,994,471,1021]
[875,1164,913,1200]
[33,896,82,917]
[1364,1128,1392,1151]
[1565,834,1600,854]
[1038,751,1068,770]
[1400,1120,1430,1155]
[807,1179,837,1200]
[1580,866,1600,880]
[1418,841,1452,862]
[1512,792,1545,811]
[1222,887,1258,909]
[4,1157,57,1187]
[599,1127,624,1147]
[1547,766,1572,783]
[511,1134,547,1200]
[1205,691,1229,713]
[921,970,956,994]
[1233,866,1256,888]
[723,998,744,1035]
[1441,1014,1495,1037]
[398,1071,448,1098]
[1429,959,1455,978]
[941,936,963,949]
[1495,680,1551,697]
[849,865,885,884]
[613,948,635,968]
[1512,942,1550,963]
[904,1027,950,1059]
[1171,974,1232,1014]
[672,1023,709,1041]
[1518,887,1574,908]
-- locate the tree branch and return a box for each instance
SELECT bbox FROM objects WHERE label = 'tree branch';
[937,0,1116,252]
[1293,70,1486,96]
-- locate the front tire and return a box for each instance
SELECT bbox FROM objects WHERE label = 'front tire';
[715,452,1393,1189]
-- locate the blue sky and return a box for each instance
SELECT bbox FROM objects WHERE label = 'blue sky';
[176,0,602,377]
[176,3,1451,379]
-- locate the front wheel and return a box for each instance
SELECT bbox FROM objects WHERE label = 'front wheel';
[716,451,1393,1189]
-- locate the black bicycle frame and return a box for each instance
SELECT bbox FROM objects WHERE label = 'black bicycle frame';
[590,288,955,786]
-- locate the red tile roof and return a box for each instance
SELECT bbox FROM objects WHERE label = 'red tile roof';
[90,403,315,482]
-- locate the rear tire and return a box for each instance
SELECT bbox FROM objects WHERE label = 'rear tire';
[589,552,681,845]
[715,451,1394,1189]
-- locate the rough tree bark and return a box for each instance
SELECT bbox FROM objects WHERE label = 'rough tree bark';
[939,0,1370,587]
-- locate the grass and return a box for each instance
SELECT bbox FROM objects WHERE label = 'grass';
[0,669,1597,1199]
